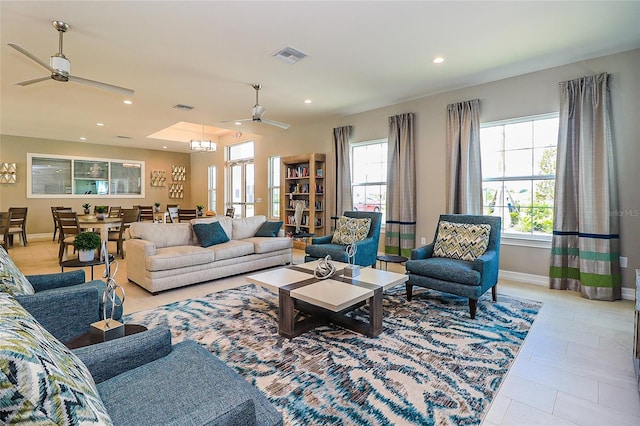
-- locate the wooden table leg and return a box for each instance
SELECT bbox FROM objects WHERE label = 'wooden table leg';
[278,289,296,338]
[368,288,383,337]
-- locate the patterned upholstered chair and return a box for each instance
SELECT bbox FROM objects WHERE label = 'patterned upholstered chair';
[405,214,501,319]
[304,211,382,267]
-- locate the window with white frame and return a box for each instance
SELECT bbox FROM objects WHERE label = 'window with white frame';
[226,141,255,218]
[208,165,216,213]
[269,156,280,219]
[350,139,387,222]
[480,114,558,238]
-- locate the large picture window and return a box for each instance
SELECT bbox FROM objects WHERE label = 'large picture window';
[269,156,280,219]
[28,153,144,198]
[480,114,558,238]
[226,141,254,218]
[351,139,387,222]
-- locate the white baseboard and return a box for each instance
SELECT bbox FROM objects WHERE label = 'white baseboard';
[499,269,635,301]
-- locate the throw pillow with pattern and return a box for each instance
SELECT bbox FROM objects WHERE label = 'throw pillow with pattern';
[0,245,35,296]
[0,293,113,424]
[331,216,372,245]
[433,221,491,261]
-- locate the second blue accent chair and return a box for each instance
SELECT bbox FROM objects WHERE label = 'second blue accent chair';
[305,211,382,267]
[405,214,501,319]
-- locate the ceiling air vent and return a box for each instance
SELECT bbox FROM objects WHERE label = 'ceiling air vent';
[173,104,194,111]
[116,135,131,139]
[272,46,307,64]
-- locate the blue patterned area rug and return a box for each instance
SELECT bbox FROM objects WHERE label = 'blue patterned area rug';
[125,284,541,426]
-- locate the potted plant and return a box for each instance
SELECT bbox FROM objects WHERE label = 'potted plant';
[95,205,108,220]
[82,203,91,215]
[73,232,101,262]
[154,202,161,212]
[196,204,204,216]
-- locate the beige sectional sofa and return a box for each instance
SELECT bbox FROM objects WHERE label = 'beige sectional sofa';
[124,215,292,294]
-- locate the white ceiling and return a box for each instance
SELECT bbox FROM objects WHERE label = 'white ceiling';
[2,1,640,153]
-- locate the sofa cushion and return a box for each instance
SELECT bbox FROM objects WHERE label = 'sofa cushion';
[208,240,255,261]
[232,216,267,240]
[243,237,293,254]
[129,222,194,248]
[432,221,491,261]
[255,221,283,237]
[193,222,230,247]
[147,246,215,272]
[0,293,113,424]
[331,216,371,245]
[0,246,35,296]
[192,216,233,240]
[406,257,481,286]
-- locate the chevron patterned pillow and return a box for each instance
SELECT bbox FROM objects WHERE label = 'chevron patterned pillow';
[433,221,491,261]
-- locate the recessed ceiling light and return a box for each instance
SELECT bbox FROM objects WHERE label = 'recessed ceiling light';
[304,99,312,104]
[433,56,445,64]
[123,100,133,105]
[234,121,242,126]
[163,146,168,149]
[96,122,104,126]
[80,137,86,141]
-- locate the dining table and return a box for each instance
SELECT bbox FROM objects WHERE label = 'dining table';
[78,216,122,244]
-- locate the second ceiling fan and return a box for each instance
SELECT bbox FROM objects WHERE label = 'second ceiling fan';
[227,84,290,130]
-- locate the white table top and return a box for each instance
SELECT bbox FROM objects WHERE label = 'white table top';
[246,260,408,312]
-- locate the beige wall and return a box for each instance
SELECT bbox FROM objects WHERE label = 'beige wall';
[2,49,638,289]
[0,135,190,234]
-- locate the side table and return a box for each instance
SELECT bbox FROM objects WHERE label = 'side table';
[60,254,115,280]
[376,254,408,270]
[65,324,148,349]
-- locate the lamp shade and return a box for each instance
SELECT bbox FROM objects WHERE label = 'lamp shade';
[190,140,217,152]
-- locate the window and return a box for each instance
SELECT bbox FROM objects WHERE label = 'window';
[350,139,387,222]
[269,156,280,219]
[226,141,254,218]
[208,165,216,213]
[480,114,558,238]
[28,153,144,198]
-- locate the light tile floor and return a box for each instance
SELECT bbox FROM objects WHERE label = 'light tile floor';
[9,239,640,425]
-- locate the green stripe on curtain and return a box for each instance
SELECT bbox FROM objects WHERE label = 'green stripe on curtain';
[549,72,621,301]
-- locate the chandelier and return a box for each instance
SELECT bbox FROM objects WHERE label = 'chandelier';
[190,124,217,152]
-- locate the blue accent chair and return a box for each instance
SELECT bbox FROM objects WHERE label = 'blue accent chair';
[405,214,501,319]
[305,211,382,267]
[15,269,123,342]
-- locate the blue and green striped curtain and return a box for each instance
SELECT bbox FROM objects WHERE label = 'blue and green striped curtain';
[549,73,621,300]
[385,113,416,258]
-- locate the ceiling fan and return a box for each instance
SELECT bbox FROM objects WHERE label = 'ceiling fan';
[7,20,135,96]
[226,84,290,130]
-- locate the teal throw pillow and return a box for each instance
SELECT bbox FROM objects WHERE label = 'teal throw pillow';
[255,221,283,237]
[193,222,230,248]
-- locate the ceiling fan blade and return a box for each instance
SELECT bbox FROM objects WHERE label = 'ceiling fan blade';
[261,118,291,130]
[7,43,57,73]
[220,118,252,124]
[69,75,135,96]
[15,76,51,86]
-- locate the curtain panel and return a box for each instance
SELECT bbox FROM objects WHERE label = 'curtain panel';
[332,126,353,223]
[385,113,416,258]
[549,73,621,300]
[446,99,482,214]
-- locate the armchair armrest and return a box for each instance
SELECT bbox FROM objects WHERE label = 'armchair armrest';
[73,327,172,384]
[26,270,86,292]
[352,237,379,266]
[411,242,435,260]
[473,249,500,287]
[311,234,333,244]
[16,286,100,342]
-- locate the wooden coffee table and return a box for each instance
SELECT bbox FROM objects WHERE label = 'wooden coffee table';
[246,260,408,338]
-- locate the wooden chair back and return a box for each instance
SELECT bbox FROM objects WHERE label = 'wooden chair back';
[225,207,235,218]
[0,211,11,250]
[177,209,197,222]
[138,206,154,221]
[108,206,122,218]
[7,207,28,246]
[167,207,180,223]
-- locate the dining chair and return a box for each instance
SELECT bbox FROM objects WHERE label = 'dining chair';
[225,207,235,218]
[167,207,180,223]
[7,207,28,247]
[110,207,141,258]
[0,211,11,251]
[177,208,197,222]
[138,206,154,222]
[56,211,81,264]
[108,206,122,218]
[50,206,65,241]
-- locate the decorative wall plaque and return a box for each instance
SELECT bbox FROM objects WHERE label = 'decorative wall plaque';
[171,165,186,181]
[150,170,166,187]
[169,183,184,199]
[0,163,16,184]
